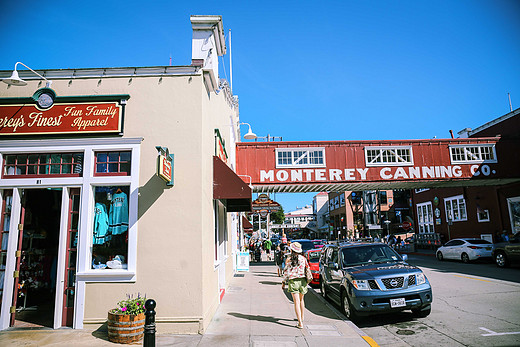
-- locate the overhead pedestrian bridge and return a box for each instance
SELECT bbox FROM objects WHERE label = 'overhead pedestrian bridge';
[236,137,520,193]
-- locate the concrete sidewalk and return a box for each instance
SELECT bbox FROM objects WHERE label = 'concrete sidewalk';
[0,261,376,346]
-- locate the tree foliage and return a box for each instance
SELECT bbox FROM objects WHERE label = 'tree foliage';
[271,207,285,224]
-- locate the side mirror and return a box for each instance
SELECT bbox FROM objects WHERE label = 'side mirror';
[402,254,408,262]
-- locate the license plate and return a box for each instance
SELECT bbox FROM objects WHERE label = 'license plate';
[390,298,406,308]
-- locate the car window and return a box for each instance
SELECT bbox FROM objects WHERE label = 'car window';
[308,252,320,263]
[331,249,338,264]
[467,239,492,245]
[341,245,401,267]
[445,240,464,246]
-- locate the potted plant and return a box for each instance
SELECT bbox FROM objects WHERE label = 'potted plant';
[107,293,146,344]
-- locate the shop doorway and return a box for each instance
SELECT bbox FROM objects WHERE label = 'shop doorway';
[11,189,62,328]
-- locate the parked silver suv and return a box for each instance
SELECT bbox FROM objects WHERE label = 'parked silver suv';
[320,242,432,322]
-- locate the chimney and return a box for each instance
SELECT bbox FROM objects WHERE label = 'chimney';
[190,15,227,92]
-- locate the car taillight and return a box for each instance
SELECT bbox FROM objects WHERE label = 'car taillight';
[468,246,482,249]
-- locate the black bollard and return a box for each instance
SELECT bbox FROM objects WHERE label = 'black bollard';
[143,299,156,347]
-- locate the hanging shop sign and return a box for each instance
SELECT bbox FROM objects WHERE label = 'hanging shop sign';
[156,146,174,186]
[214,129,228,164]
[0,88,129,135]
[252,194,281,211]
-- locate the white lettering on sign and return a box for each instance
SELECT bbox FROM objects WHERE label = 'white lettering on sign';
[259,165,495,182]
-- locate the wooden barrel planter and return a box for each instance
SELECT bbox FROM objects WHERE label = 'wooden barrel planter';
[107,311,145,344]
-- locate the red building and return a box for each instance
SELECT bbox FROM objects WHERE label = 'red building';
[411,108,520,246]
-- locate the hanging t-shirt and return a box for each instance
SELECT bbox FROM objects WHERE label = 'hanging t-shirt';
[93,202,109,244]
[109,191,129,235]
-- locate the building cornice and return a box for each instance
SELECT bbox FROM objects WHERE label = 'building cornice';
[0,66,200,81]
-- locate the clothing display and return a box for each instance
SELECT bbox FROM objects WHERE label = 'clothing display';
[93,203,109,245]
[108,191,129,235]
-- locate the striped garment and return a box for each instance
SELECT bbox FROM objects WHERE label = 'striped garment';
[283,254,309,282]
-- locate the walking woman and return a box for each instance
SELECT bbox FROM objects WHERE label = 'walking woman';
[281,242,310,329]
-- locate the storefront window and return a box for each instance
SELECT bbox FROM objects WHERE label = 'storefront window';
[94,151,131,176]
[3,152,83,177]
[91,186,129,270]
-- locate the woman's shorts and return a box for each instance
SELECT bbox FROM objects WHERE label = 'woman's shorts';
[287,278,308,294]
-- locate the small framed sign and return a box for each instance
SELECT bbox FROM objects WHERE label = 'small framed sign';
[156,146,174,186]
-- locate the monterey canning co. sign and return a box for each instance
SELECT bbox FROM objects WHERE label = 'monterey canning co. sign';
[0,89,129,135]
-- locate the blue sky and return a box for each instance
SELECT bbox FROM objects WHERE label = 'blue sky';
[1,1,519,212]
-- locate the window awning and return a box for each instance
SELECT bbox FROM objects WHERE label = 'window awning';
[213,156,252,212]
[242,216,253,230]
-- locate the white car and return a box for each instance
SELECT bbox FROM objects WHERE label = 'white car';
[436,238,494,263]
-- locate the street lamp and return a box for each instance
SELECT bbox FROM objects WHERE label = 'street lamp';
[239,122,257,140]
[238,174,254,190]
[2,62,52,87]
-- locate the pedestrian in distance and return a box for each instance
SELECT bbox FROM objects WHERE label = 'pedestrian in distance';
[281,242,310,329]
[264,238,272,260]
[274,245,283,276]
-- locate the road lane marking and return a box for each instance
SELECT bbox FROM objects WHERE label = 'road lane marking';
[480,327,520,336]
[362,335,380,346]
[452,274,493,282]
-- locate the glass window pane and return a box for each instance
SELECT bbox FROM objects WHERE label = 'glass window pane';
[17,165,27,175]
[39,154,49,164]
[108,152,119,162]
[70,231,78,248]
[62,164,72,174]
[108,163,119,172]
[97,153,107,163]
[120,162,131,175]
[50,164,61,174]
[5,156,15,165]
[96,163,107,173]
[51,154,61,164]
[73,154,83,174]
[1,234,8,250]
[68,250,77,268]
[28,155,39,165]
[68,270,75,288]
[72,194,80,212]
[66,289,75,307]
[27,165,37,175]
[62,154,73,163]
[17,154,28,164]
[120,152,131,161]
[71,213,79,230]
[38,164,49,175]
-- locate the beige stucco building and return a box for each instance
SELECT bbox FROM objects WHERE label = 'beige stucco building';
[0,15,250,333]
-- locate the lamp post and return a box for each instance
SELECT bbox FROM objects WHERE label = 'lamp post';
[2,62,52,87]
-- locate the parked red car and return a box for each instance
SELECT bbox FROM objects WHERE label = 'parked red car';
[306,249,321,286]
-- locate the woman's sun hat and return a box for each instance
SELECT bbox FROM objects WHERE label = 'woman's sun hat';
[290,242,302,253]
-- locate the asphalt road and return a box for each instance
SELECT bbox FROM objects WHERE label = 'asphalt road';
[327,255,520,347]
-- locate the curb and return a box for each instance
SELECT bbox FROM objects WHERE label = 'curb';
[308,287,379,347]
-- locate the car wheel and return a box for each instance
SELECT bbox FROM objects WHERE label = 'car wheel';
[412,306,431,318]
[495,251,510,268]
[341,291,360,323]
[461,253,470,263]
[436,251,443,261]
[320,278,328,299]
